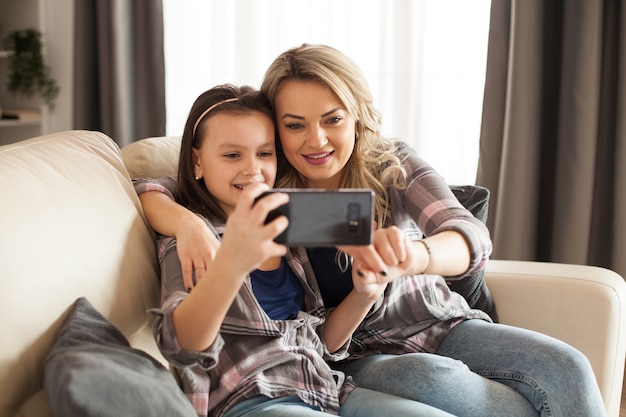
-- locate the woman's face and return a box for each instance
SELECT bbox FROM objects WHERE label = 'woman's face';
[193,111,276,216]
[273,80,357,189]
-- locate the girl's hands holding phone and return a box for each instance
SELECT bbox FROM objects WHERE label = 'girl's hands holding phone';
[219,183,289,275]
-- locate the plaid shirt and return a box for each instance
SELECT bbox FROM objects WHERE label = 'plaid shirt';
[134,141,493,413]
[318,142,493,358]
[151,219,354,417]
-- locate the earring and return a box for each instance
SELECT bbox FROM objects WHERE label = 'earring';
[195,174,201,180]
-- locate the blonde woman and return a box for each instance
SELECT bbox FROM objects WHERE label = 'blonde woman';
[136,45,606,417]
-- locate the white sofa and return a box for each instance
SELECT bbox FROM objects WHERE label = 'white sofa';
[1,130,624,417]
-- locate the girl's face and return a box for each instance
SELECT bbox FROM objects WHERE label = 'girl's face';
[273,80,357,189]
[193,111,276,216]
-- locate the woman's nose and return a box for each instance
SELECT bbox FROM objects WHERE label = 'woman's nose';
[306,125,328,148]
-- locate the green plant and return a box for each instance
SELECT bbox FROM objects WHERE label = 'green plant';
[3,28,59,109]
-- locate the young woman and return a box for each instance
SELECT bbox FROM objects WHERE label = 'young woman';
[145,83,457,417]
[137,47,607,417]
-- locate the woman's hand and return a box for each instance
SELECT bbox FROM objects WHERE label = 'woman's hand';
[341,227,472,279]
[339,226,417,278]
[174,214,221,290]
[139,190,222,290]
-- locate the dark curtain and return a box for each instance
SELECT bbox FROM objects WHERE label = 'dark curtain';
[73,0,165,147]
[477,0,626,278]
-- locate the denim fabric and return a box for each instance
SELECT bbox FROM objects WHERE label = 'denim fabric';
[222,388,456,417]
[438,320,606,417]
[339,319,607,417]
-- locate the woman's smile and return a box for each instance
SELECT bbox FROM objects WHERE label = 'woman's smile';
[302,150,334,165]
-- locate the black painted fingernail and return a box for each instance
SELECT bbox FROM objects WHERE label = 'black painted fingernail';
[380,270,387,276]
[186,287,192,293]
[357,270,365,277]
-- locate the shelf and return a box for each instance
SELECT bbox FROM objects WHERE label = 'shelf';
[0,119,40,127]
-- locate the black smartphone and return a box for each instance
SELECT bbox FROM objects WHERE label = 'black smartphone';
[256,189,374,247]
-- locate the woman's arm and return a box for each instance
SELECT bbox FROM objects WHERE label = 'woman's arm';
[133,176,221,289]
[140,191,218,290]
[394,143,492,277]
[339,226,470,281]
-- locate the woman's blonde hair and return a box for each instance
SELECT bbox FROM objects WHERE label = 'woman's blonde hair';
[261,43,406,227]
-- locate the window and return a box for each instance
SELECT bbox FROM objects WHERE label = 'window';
[163,0,491,184]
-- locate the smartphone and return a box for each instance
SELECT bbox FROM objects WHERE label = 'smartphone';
[257,189,374,247]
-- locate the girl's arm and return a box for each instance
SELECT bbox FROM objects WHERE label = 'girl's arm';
[169,185,289,351]
[321,264,386,353]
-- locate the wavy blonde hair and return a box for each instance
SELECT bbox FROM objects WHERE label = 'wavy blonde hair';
[261,44,406,228]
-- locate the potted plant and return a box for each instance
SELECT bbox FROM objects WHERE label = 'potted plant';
[3,28,59,109]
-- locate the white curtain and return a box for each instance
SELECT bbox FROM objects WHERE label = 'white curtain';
[163,0,490,185]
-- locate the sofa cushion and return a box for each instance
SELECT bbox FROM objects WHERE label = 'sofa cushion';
[44,297,195,417]
[122,135,181,179]
[0,130,162,416]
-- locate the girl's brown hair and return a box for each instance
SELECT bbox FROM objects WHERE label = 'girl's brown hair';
[176,84,277,222]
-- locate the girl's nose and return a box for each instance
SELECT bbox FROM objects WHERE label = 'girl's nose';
[242,158,261,176]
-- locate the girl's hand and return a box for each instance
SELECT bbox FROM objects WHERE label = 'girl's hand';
[350,259,389,301]
[218,184,289,274]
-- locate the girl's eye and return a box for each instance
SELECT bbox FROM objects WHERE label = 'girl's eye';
[259,151,274,157]
[224,153,240,159]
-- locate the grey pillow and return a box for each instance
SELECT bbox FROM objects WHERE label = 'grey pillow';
[449,185,498,321]
[44,297,196,417]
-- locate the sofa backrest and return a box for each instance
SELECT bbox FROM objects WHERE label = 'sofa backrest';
[122,135,181,179]
[0,130,163,416]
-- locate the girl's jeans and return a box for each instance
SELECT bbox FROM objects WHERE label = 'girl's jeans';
[223,387,457,417]
[339,319,607,417]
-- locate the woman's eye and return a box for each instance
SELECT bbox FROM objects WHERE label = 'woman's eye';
[285,123,303,130]
[326,116,342,124]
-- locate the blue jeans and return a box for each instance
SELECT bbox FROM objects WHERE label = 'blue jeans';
[223,387,456,417]
[339,319,607,417]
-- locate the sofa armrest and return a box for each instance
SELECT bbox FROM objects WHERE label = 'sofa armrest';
[485,260,626,417]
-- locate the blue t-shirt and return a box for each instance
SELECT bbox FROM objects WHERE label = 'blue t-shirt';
[250,258,305,320]
[307,247,353,308]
